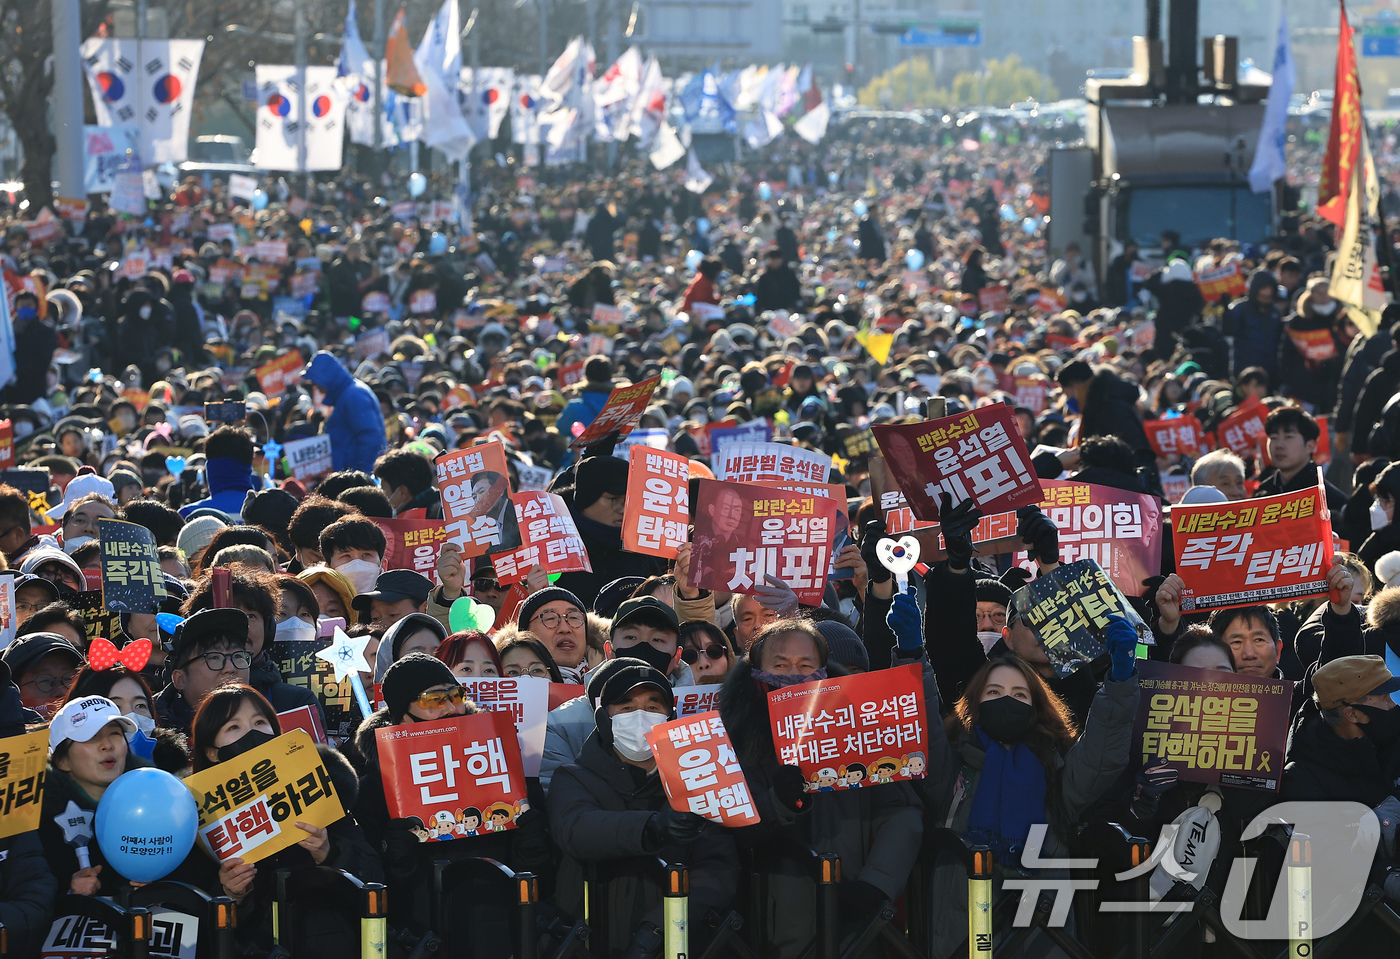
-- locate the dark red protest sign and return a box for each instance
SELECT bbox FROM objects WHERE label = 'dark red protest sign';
[873,405,1042,521]
[767,664,927,792]
[490,492,591,585]
[1143,417,1208,459]
[1216,398,1268,455]
[1173,483,1333,611]
[646,712,759,827]
[568,375,661,450]
[1134,661,1293,791]
[687,480,837,606]
[0,419,13,470]
[1011,481,1162,595]
[375,711,528,840]
[373,518,447,585]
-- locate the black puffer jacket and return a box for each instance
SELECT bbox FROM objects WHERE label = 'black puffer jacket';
[1353,348,1400,457]
[1282,702,1400,807]
[0,831,54,955]
[1078,367,1152,459]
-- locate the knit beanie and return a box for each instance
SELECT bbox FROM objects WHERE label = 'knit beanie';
[815,621,868,672]
[974,578,1013,608]
[516,586,588,629]
[381,653,459,720]
[571,455,630,510]
[177,515,226,560]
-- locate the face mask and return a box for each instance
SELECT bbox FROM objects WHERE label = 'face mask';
[977,631,1003,653]
[156,360,172,374]
[450,357,465,373]
[139,305,152,320]
[15,306,36,320]
[752,666,828,689]
[335,559,381,595]
[276,617,317,643]
[978,694,1034,743]
[125,712,157,736]
[13,421,33,438]
[1356,704,1400,745]
[610,709,669,762]
[1371,500,1390,532]
[63,535,95,555]
[216,728,276,763]
[1312,298,1338,316]
[613,642,676,676]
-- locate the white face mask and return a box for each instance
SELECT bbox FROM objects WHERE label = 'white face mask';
[13,421,33,438]
[276,616,317,643]
[139,305,152,320]
[335,558,382,595]
[610,709,669,762]
[125,712,157,736]
[63,534,95,555]
[1372,500,1390,532]
[1312,298,1338,316]
[977,631,1003,653]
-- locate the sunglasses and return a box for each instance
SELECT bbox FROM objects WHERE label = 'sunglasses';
[415,686,469,709]
[472,578,503,592]
[681,644,727,664]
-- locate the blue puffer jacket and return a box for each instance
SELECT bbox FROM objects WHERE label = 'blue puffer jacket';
[304,352,387,473]
[555,385,612,467]
[178,457,259,520]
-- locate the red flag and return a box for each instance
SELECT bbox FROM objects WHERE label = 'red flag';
[1317,1,1361,226]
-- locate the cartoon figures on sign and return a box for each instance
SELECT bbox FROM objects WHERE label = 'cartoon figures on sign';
[809,767,839,792]
[457,807,483,836]
[900,751,927,779]
[871,757,900,784]
[840,762,867,788]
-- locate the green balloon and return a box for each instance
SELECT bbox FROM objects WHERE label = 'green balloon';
[449,596,495,634]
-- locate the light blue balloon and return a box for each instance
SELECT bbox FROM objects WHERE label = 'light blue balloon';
[429,232,448,255]
[757,181,773,201]
[1000,203,1017,222]
[696,217,710,234]
[1022,217,1038,235]
[251,189,268,211]
[165,456,186,476]
[828,171,840,187]
[408,172,427,198]
[905,249,925,271]
[685,249,703,271]
[827,230,838,243]
[95,768,198,883]
[853,199,868,217]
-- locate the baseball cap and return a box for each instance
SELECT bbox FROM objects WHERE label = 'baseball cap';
[1313,655,1400,710]
[14,573,60,608]
[171,608,249,665]
[351,569,434,612]
[0,632,84,679]
[48,473,116,519]
[611,596,679,636]
[48,695,136,752]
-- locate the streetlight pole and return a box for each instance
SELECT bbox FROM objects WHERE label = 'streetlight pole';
[539,0,549,75]
[373,0,385,150]
[294,0,308,194]
[50,0,85,203]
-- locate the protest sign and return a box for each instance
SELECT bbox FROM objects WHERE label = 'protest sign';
[1143,417,1208,459]
[41,910,201,959]
[709,420,773,458]
[254,239,288,263]
[98,518,166,613]
[841,427,878,460]
[1011,481,1162,596]
[72,590,123,650]
[584,333,614,356]
[354,327,391,359]
[1012,376,1048,414]
[0,729,47,839]
[754,480,852,579]
[409,289,438,314]
[515,463,554,492]
[373,518,447,585]
[1216,398,1268,455]
[458,676,550,777]
[1286,328,1338,362]
[1162,474,1191,504]
[714,442,831,485]
[491,492,591,585]
[1172,483,1333,611]
[569,376,661,450]
[765,311,801,338]
[283,435,334,481]
[622,447,690,559]
[646,712,759,827]
[591,303,625,327]
[977,284,1009,313]
[375,711,528,840]
[362,291,391,314]
[675,687,722,718]
[873,405,1042,521]
[271,641,355,743]
[1036,286,1066,313]
[187,730,344,863]
[548,683,587,712]
[613,429,670,459]
[1134,661,1292,792]
[871,456,1023,559]
[434,442,521,558]
[277,705,328,745]
[1195,262,1247,300]
[254,353,302,397]
[767,664,927,791]
[1009,559,1151,677]
[0,419,12,470]
[688,480,837,606]
[557,361,585,388]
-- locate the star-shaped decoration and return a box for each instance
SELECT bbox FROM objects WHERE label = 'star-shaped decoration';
[261,440,284,472]
[128,726,158,761]
[315,627,371,682]
[55,800,94,844]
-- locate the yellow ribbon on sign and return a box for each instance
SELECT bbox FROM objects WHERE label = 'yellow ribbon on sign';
[28,490,51,525]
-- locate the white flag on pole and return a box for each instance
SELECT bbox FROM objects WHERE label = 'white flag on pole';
[414,0,476,161]
[1248,7,1294,194]
[629,56,666,149]
[80,38,205,164]
[649,121,685,170]
[254,65,347,172]
[684,149,713,193]
[593,47,642,142]
[511,75,545,145]
[745,110,784,149]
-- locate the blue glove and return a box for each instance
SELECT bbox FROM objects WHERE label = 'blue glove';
[1104,613,1138,682]
[887,584,923,652]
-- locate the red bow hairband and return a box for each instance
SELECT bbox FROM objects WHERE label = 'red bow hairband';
[88,637,152,672]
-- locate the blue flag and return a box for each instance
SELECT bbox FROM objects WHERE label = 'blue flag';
[1248,7,1294,194]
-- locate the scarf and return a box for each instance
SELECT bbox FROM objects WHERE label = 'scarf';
[965,728,1048,866]
[573,511,623,548]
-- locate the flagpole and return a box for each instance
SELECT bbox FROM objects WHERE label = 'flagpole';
[295,0,309,193]
[373,0,385,150]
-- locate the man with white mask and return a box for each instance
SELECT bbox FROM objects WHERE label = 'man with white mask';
[318,515,388,600]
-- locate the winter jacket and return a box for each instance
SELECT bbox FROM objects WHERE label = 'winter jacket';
[178,456,259,520]
[303,351,387,474]
[1359,520,1400,576]
[555,385,613,468]
[327,254,375,318]
[0,831,54,955]
[552,504,667,608]
[114,289,176,386]
[1142,265,1206,340]
[168,284,203,364]
[1078,368,1152,459]
[1282,702,1400,808]
[718,659,924,957]
[548,734,739,953]
[1252,461,1349,514]
[861,564,981,707]
[39,757,154,905]
[681,274,719,315]
[153,673,322,736]
[754,265,802,313]
[1336,329,1394,432]
[1350,349,1400,457]
[2,316,57,404]
[1278,291,1346,412]
[1224,296,1284,380]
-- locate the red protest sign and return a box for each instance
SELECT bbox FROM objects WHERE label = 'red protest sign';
[373,518,447,585]
[1036,286,1066,313]
[277,704,328,744]
[1216,398,1268,455]
[375,711,529,840]
[873,405,1042,522]
[977,284,1009,313]
[0,419,12,470]
[622,447,690,559]
[1012,376,1048,414]
[557,361,585,388]
[434,442,520,558]
[1173,483,1333,612]
[490,492,592,585]
[1144,417,1208,459]
[569,375,661,450]
[255,353,303,397]
[646,712,760,827]
[548,683,586,711]
[768,664,927,792]
[687,480,837,606]
[1012,480,1162,596]
[1287,328,1339,362]
[1194,262,1247,300]
[1315,416,1332,466]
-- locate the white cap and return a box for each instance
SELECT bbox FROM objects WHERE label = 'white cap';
[48,696,136,753]
[1179,485,1229,506]
[1377,551,1400,588]
[48,473,116,519]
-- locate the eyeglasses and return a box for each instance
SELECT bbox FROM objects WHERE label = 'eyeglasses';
[472,578,503,593]
[16,600,44,616]
[415,686,469,709]
[978,611,1008,627]
[504,664,552,679]
[185,650,253,671]
[681,644,727,664]
[22,671,77,695]
[531,610,585,631]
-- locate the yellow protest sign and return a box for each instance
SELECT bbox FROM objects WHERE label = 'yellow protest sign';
[185,730,343,864]
[0,729,48,839]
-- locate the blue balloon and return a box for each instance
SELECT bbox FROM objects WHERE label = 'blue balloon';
[905,249,925,271]
[696,217,710,234]
[429,232,447,255]
[1022,216,1038,235]
[95,768,198,882]
[853,199,868,217]
[685,248,703,271]
[1000,203,1017,222]
[757,181,773,201]
[408,172,427,198]
[251,189,268,211]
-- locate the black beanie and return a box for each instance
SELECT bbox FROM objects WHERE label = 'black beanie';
[516,586,588,629]
[974,577,1013,608]
[572,455,630,510]
[382,652,459,720]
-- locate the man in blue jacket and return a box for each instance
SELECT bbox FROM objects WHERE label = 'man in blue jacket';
[304,351,387,473]
[555,356,615,467]
[178,425,261,519]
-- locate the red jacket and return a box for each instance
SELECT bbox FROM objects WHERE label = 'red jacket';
[681,274,718,314]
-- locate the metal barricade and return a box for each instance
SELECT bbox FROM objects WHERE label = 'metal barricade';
[125,880,238,959]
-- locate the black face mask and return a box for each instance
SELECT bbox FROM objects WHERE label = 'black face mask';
[978,695,1034,744]
[1355,704,1400,745]
[612,642,675,676]
[216,728,275,763]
